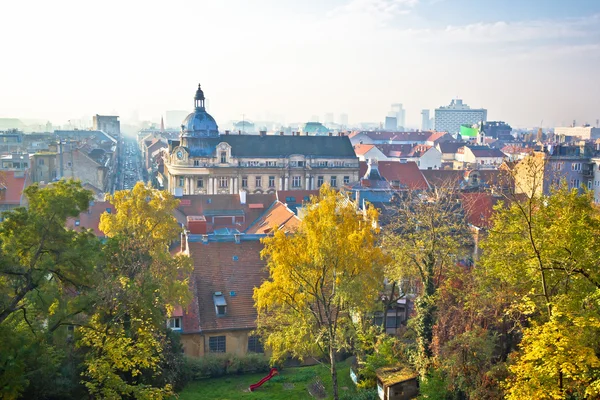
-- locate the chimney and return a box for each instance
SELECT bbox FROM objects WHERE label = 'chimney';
[328,132,332,136]
[239,189,247,205]
[225,130,230,135]
[238,130,242,135]
[234,233,241,244]
[279,131,284,136]
[260,131,267,137]
[187,215,207,234]
[305,131,309,136]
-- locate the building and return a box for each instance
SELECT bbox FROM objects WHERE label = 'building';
[421,110,430,131]
[554,126,600,141]
[385,117,397,131]
[301,122,330,136]
[0,170,27,214]
[0,153,29,171]
[376,366,419,400]
[349,131,448,146]
[482,121,513,140]
[390,104,405,130]
[339,113,349,128]
[92,115,120,139]
[455,145,506,169]
[162,84,359,196]
[30,151,58,183]
[434,99,487,134]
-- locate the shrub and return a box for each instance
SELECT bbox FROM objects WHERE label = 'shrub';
[340,388,378,400]
[184,353,270,380]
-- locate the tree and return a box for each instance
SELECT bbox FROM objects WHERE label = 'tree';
[254,186,388,400]
[0,180,100,399]
[382,188,472,376]
[78,182,192,400]
[482,183,600,397]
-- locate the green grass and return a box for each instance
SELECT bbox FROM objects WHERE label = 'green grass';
[178,359,358,400]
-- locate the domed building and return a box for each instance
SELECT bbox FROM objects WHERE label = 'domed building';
[162,84,359,196]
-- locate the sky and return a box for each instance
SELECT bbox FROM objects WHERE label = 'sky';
[1,0,599,129]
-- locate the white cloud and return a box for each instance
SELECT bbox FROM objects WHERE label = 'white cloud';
[327,0,419,26]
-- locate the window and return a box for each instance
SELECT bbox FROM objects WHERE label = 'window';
[67,161,72,167]
[330,176,337,188]
[553,162,564,171]
[266,161,277,167]
[572,163,581,171]
[317,176,324,187]
[343,176,350,185]
[333,161,344,167]
[219,176,228,188]
[194,160,200,166]
[75,220,80,226]
[197,178,204,188]
[255,176,262,188]
[38,158,44,166]
[220,151,227,163]
[167,317,182,331]
[318,161,328,167]
[266,176,274,187]
[217,305,226,316]
[248,336,264,353]
[179,177,185,187]
[570,178,581,189]
[386,315,399,329]
[297,161,305,167]
[209,336,226,353]
[588,181,593,190]
[242,176,248,187]
[248,161,260,167]
[292,176,302,187]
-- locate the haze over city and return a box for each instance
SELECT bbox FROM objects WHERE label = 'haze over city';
[1,0,599,128]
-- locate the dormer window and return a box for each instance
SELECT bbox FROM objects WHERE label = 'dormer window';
[213,292,227,316]
[220,151,227,163]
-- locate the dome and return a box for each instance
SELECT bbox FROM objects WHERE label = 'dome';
[181,110,219,137]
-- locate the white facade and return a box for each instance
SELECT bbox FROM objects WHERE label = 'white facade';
[592,158,600,204]
[554,126,600,140]
[421,109,430,131]
[434,99,487,134]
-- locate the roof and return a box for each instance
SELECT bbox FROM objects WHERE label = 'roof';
[245,201,300,234]
[353,143,375,156]
[377,366,419,386]
[460,192,499,228]
[437,141,466,154]
[376,144,433,158]
[356,131,433,142]
[66,201,113,236]
[0,170,26,205]
[466,146,506,158]
[358,161,429,190]
[175,193,276,232]
[426,131,450,143]
[421,170,464,188]
[185,240,268,332]
[219,135,357,158]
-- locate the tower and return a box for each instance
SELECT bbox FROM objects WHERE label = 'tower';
[195,84,205,110]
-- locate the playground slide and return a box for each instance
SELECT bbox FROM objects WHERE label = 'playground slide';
[249,368,278,391]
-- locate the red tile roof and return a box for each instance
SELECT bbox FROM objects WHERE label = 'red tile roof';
[353,143,375,156]
[426,131,450,143]
[461,193,499,228]
[359,161,429,190]
[66,201,113,236]
[184,241,267,332]
[376,144,432,158]
[246,201,300,234]
[0,170,26,205]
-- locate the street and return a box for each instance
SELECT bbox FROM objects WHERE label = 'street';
[116,136,143,191]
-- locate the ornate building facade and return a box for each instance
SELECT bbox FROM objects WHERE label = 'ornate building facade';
[162,84,359,195]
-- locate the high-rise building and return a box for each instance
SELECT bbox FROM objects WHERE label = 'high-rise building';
[390,104,405,130]
[434,99,487,134]
[421,110,430,131]
[324,113,334,125]
[92,115,120,139]
[385,116,397,131]
[339,113,349,128]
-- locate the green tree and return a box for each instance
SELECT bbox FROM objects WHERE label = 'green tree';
[254,186,388,400]
[0,180,100,399]
[382,189,472,376]
[78,182,192,400]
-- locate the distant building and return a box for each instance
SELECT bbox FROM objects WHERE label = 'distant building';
[482,121,513,140]
[324,113,334,125]
[385,117,397,131]
[339,113,349,128]
[421,110,430,131]
[233,120,256,134]
[165,110,189,129]
[92,115,120,139]
[554,126,600,141]
[434,99,487,134]
[389,104,405,130]
[301,122,330,136]
[0,153,28,171]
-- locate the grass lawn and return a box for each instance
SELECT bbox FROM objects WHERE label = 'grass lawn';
[178,358,359,400]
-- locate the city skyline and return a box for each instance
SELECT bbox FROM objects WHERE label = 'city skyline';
[1,0,599,128]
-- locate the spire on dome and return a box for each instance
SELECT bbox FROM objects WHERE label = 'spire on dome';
[194,83,206,109]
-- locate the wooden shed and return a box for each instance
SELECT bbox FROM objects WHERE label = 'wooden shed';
[376,366,419,400]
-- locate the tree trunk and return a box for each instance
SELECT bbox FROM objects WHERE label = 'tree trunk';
[330,345,338,400]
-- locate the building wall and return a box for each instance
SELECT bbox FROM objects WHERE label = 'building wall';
[434,109,487,134]
[30,153,58,183]
[181,329,263,358]
[60,149,107,192]
[592,158,600,204]
[554,127,600,140]
[418,148,442,170]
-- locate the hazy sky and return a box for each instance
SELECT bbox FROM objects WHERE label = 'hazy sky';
[1,0,599,128]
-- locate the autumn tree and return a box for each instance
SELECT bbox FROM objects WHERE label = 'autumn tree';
[0,180,101,399]
[78,182,192,400]
[382,188,472,376]
[254,186,388,400]
[482,183,600,398]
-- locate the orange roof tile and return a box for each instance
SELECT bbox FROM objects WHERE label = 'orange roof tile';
[0,170,26,205]
[246,201,300,234]
[359,161,429,190]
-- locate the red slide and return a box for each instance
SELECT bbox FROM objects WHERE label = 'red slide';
[249,368,278,392]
